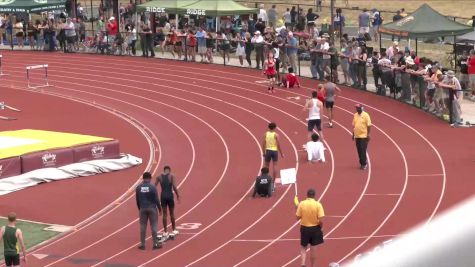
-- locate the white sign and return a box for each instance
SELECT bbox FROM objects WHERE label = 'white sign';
[280,168,297,185]
[186,9,206,16]
[146,7,166,13]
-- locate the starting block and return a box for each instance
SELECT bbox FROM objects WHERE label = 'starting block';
[26,64,51,89]
[0,55,8,76]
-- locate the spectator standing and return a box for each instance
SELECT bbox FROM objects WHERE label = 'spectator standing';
[235,32,246,66]
[392,11,403,41]
[357,46,368,90]
[244,32,253,67]
[306,8,319,38]
[287,31,298,72]
[352,104,371,170]
[140,20,155,58]
[296,189,325,267]
[135,172,162,250]
[400,8,408,17]
[107,17,118,42]
[468,50,475,100]
[316,0,323,12]
[14,18,24,48]
[205,31,215,63]
[218,31,230,63]
[340,42,351,85]
[26,21,36,50]
[186,29,197,62]
[267,5,278,29]
[64,17,76,52]
[126,24,137,56]
[386,41,399,61]
[358,9,370,37]
[0,15,5,46]
[252,30,264,69]
[457,50,469,90]
[333,8,345,38]
[290,6,298,30]
[441,70,463,125]
[78,18,86,43]
[283,8,292,29]
[258,4,268,26]
[196,27,207,62]
[321,37,331,80]
[371,8,383,41]
[296,9,306,32]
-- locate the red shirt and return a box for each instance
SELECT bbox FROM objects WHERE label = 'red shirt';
[286,73,300,87]
[468,56,475,75]
[107,21,118,35]
[317,90,325,103]
[188,34,197,46]
[264,59,276,75]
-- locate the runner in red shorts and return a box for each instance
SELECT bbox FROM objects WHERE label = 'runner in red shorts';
[264,51,277,93]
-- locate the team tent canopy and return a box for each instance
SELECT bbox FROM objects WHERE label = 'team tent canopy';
[378,3,473,38]
[0,0,67,13]
[175,0,259,16]
[137,0,258,16]
[457,31,475,43]
[136,0,198,14]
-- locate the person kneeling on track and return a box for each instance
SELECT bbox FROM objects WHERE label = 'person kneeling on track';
[252,167,274,198]
[280,67,301,88]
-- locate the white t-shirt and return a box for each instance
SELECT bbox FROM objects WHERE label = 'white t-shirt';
[306,141,325,162]
[284,11,291,23]
[322,42,330,59]
[258,9,268,22]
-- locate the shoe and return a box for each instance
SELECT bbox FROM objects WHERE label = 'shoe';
[138,245,145,250]
[362,164,368,170]
[172,230,179,235]
[153,243,162,250]
[328,122,333,128]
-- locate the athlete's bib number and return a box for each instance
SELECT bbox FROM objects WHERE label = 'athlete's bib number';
[176,223,202,230]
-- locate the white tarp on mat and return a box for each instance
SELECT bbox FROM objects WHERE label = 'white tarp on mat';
[0,154,142,195]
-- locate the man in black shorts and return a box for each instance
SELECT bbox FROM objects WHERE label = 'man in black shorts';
[156,166,180,239]
[323,81,342,128]
[252,167,273,198]
[304,91,324,139]
[296,189,325,267]
[0,213,27,266]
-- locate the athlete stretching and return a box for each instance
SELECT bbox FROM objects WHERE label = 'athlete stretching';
[155,166,180,239]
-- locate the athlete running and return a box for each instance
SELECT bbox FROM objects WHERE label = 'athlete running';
[304,91,324,139]
[323,81,342,127]
[264,51,277,93]
[262,122,284,181]
[155,166,180,239]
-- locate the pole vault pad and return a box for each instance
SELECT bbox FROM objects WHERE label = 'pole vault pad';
[0,130,120,178]
[73,140,120,162]
[0,157,21,179]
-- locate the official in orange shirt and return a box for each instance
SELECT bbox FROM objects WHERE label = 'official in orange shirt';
[296,188,325,267]
[352,103,372,170]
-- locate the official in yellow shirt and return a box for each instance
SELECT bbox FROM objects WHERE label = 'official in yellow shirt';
[296,189,325,267]
[352,103,372,170]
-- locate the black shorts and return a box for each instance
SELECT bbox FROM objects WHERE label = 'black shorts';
[325,101,334,109]
[5,254,20,267]
[300,225,324,247]
[427,88,435,98]
[161,197,175,209]
[307,119,322,132]
[265,150,278,162]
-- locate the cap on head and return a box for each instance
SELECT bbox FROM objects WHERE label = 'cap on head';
[355,103,363,108]
[393,41,399,46]
[255,30,261,35]
[446,70,455,78]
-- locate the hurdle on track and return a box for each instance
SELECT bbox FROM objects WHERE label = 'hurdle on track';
[26,64,51,89]
[0,55,8,76]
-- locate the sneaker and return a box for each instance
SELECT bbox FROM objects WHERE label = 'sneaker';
[172,230,179,235]
[138,245,145,250]
[328,122,333,128]
[153,243,162,250]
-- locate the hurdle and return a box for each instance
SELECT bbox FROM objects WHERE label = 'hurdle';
[26,64,51,89]
[0,55,8,76]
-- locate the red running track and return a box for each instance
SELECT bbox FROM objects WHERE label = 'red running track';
[0,51,474,267]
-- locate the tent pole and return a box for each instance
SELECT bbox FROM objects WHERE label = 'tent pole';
[90,0,94,35]
[453,37,457,72]
[379,31,381,52]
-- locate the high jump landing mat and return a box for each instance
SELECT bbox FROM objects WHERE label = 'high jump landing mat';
[0,130,120,179]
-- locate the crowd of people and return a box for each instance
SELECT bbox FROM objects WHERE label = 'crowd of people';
[1,2,473,124]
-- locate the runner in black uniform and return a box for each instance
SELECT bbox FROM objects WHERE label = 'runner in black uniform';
[155,166,180,239]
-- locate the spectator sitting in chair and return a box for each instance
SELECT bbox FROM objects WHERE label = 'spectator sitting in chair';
[252,167,273,198]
